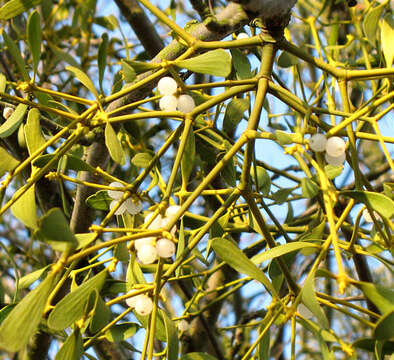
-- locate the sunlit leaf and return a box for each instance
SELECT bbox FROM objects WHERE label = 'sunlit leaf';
[0,73,6,93]
[356,281,394,314]
[105,122,125,165]
[121,59,136,83]
[2,32,29,81]
[19,265,51,289]
[176,49,232,77]
[163,310,179,360]
[131,152,153,168]
[11,185,38,230]
[363,2,386,46]
[301,178,319,199]
[0,0,42,20]
[381,14,394,67]
[66,65,99,98]
[0,103,28,138]
[24,108,46,156]
[54,329,83,360]
[0,273,54,352]
[104,322,140,342]
[27,10,42,76]
[33,153,95,172]
[250,166,271,196]
[0,147,20,176]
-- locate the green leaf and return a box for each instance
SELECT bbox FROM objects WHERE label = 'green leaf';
[277,51,299,68]
[131,152,153,168]
[0,305,16,326]
[126,254,146,289]
[48,269,108,331]
[301,271,329,329]
[381,14,394,67]
[136,307,167,342]
[104,322,140,342]
[223,98,249,134]
[48,42,80,68]
[180,353,218,360]
[176,49,232,77]
[353,338,394,356]
[27,10,42,76]
[0,273,54,352]
[324,164,343,179]
[341,190,394,219]
[230,48,252,80]
[275,130,293,145]
[181,126,195,184]
[89,296,111,333]
[2,32,29,81]
[19,265,50,289]
[121,59,136,83]
[0,73,6,93]
[98,33,108,92]
[35,208,77,252]
[75,233,97,249]
[272,188,292,204]
[163,310,179,360]
[105,122,125,165]
[33,153,95,172]
[0,0,43,20]
[257,328,270,360]
[54,329,83,360]
[122,59,159,75]
[25,108,46,156]
[86,190,112,211]
[0,103,28,138]
[363,2,386,46]
[356,282,394,314]
[301,178,319,199]
[211,237,277,296]
[66,65,99,98]
[252,242,319,265]
[11,185,38,230]
[251,166,271,196]
[373,310,394,340]
[0,146,20,176]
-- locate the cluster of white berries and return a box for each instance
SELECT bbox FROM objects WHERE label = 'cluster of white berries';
[135,205,181,264]
[157,77,195,113]
[236,32,249,40]
[125,292,153,316]
[107,182,142,216]
[309,134,346,166]
[3,106,13,119]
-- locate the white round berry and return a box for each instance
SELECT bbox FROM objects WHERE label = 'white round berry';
[177,320,189,332]
[137,244,158,264]
[177,94,195,113]
[134,237,155,251]
[144,213,164,229]
[236,32,249,40]
[134,294,153,316]
[126,199,142,215]
[325,136,346,157]
[125,292,141,308]
[110,199,127,215]
[156,238,176,258]
[363,210,381,223]
[158,76,177,95]
[3,107,13,119]
[325,152,346,166]
[159,95,178,111]
[309,134,327,152]
[297,303,313,319]
[165,205,181,219]
[108,181,124,200]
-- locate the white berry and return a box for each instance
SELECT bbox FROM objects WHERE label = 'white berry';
[126,199,142,215]
[159,95,178,111]
[309,134,327,152]
[137,244,158,264]
[236,32,249,40]
[178,320,189,332]
[107,181,124,200]
[177,94,195,113]
[110,199,127,216]
[158,77,177,95]
[325,152,346,166]
[363,209,381,223]
[144,212,164,229]
[134,237,154,251]
[165,205,181,219]
[156,238,176,258]
[3,107,13,119]
[125,291,140,308]
[134,294,153,316]
[325,136,346,157]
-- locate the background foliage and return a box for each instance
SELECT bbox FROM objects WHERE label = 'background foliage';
[0,0,393,359]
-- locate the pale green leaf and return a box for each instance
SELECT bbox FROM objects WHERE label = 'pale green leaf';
[277,51,299,68]
[48,270,108,331]
[19,265,51,289]
[105,122,125,165]
[66,65,99,98]
[176,49,232,77]
[211,237,277,296]
[163,310,179,360]
[0,103,28,138]
[75,233,97,249]
[54,329,83,360]
[11,185,38,230]
[131,152,153,168]
[0,0,43,20]
[121,59,136,83]
[27,10,42,76]
[33,153,95,172]
[223,98,249,134]
[0,273,54,352]
[252,242,319,265]
[104,322,140,342]
[86,190,112,211]
[363,2,386,46]
[181,126,195,184]
[341,190,394,219]
[250,166,271,196]
[89,296,111,333]
[356,281,394,314]
[121,59,159,75]
[381,14,394,67]
[373,310,394,340]
[25,108,46,156]
[230,48,252,80]
[0,73,6,93]
[301,178,319,199]
[0,147,20,177]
